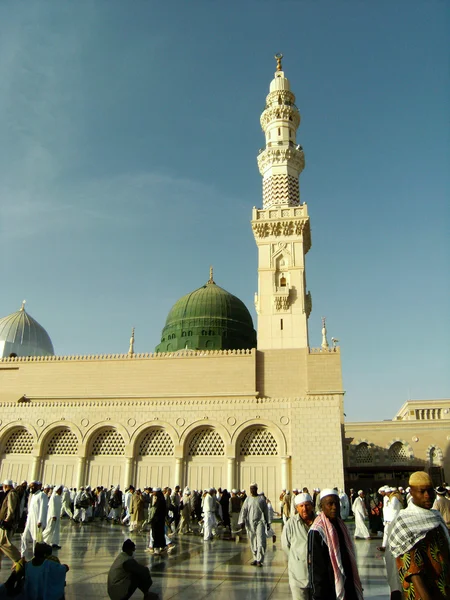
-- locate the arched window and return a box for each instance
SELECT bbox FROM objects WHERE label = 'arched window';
[46,428,78,455]
[388,442,409,464]
[280,276,287,287]
[139,429,174,456]
[90,429,125,456]
[239,428,278,456]
[354,442,372,464]
[188,428,225,456]
[3,428,33,454]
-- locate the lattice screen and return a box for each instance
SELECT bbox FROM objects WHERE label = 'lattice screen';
[91,428,125,456]
[239,428,278,456]
[188,428,225,456]
[354,443,372,464]
[139,429,174,456]
[388,442,408,463]
[46,428,78,455]
[4,429,33,454]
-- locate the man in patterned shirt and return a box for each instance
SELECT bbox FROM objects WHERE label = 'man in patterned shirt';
[389,471,450,600]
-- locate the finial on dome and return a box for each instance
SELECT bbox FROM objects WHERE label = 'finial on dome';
[321,317,329,350]
[208,266,215,285]
[20,300,26,312]
[274,53,283,72]
[128,327,135,356]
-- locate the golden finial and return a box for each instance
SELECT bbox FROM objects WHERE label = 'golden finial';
[20,300,26,312]
[208,265,215,284]
[128,327,135,356]
[274,53,283,72]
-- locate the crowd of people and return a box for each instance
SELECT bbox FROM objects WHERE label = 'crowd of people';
[0,474,449,599]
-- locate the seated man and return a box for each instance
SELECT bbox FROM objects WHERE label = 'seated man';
[24,542,69,600]
[108,539,157,600]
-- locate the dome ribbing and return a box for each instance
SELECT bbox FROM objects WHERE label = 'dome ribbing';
[0,303,54,358]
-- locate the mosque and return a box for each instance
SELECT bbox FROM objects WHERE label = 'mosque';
[0,56,448,500]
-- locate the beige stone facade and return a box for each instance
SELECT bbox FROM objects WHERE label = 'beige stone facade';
[0,348,345,500]
[345,399,450,489]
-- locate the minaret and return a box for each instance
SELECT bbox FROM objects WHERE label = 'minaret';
[252,54,312,349]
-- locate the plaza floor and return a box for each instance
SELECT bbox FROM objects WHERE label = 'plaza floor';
[2,519,390,599]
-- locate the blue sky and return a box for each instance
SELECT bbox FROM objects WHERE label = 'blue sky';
[0,1,448,421]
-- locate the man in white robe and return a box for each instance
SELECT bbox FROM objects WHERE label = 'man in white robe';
[282,492,315,600]
[60,487,73,519]
[122,487,134,526]
[339,489,350,520]
[202,489,216,542]
[21,482,48,558]
[352,490,371,539]
[43,485,63,548]
[239,483,270,566]
[378,488,402,597]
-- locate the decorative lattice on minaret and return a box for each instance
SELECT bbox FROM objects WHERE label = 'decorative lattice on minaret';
[257,53,305,209]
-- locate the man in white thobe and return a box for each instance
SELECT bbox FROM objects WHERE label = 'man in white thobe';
[60,487,73,519]
[43,485,63,548]
[282,492,315,600]
[122,487,134,526]
[378,488,402,597]
[238,483,269,567]
[352,490,371,539]
[21,482,48,558]
[202,488,216,542]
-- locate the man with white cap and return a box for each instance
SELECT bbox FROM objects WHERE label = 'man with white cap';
[352,490,371,540]
[0,479,21,568]
[389,471,450,599]
[377,487,403,599]
[308,488,364,599]
[282,492,315,599]
[21,481,48,558]
[433,486,450,530]
[238,483,270,567]
[202,488,217,542]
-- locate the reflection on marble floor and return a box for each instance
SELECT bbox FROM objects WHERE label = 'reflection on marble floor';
[1,520,390,599]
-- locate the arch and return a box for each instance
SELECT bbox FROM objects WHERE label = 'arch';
[232,420,287,457]
[0,422,38,452]
[427,445,444,466]
[38,421,82,455]
[43,428,79,456]
[137,428,175,457]
[2,427,34,455]
[131,421,179,455]
[181,421,231,455]
[238,427,278,457]
[387,441,412,464]
[354,442,372,465]
[187,428,225,457]
[80,422,130,456]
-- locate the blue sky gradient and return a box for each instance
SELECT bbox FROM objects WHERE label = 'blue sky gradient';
[1,1,448,421]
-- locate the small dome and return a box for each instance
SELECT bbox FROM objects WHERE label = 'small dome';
[155,275,256,353]
[0,302,54,358]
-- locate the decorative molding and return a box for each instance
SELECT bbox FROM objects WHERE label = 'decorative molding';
[252,219,307,239]
[260,105,300,130]
[257,147,305,176]
[0,348,255,364]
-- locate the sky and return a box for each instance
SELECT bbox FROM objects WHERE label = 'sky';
[0,0,449,422]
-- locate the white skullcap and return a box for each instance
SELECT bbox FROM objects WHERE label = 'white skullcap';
[320,488,339,500]
[294,493,312,506]
[2,479,13,486]
[378,487,385,493]
[358,490,364,495]
[232,489,237,494]
[155,487,161,492]
[293,488,298,492]
[250,482,258,487]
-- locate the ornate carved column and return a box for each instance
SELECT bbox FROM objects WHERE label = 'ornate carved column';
[281,456,291,491]
[227,457,235,491]
[76,457,86,489]
[124,457,134,488]
[174,457,183,488]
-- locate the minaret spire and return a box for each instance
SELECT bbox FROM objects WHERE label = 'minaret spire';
[321,317,329,350]
[251,57,312,349]
[128,327,135,356]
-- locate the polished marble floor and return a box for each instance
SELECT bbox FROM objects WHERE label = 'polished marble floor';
[2,520,390,599]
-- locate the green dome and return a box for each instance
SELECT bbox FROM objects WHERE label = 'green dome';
[155,277,256,353]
